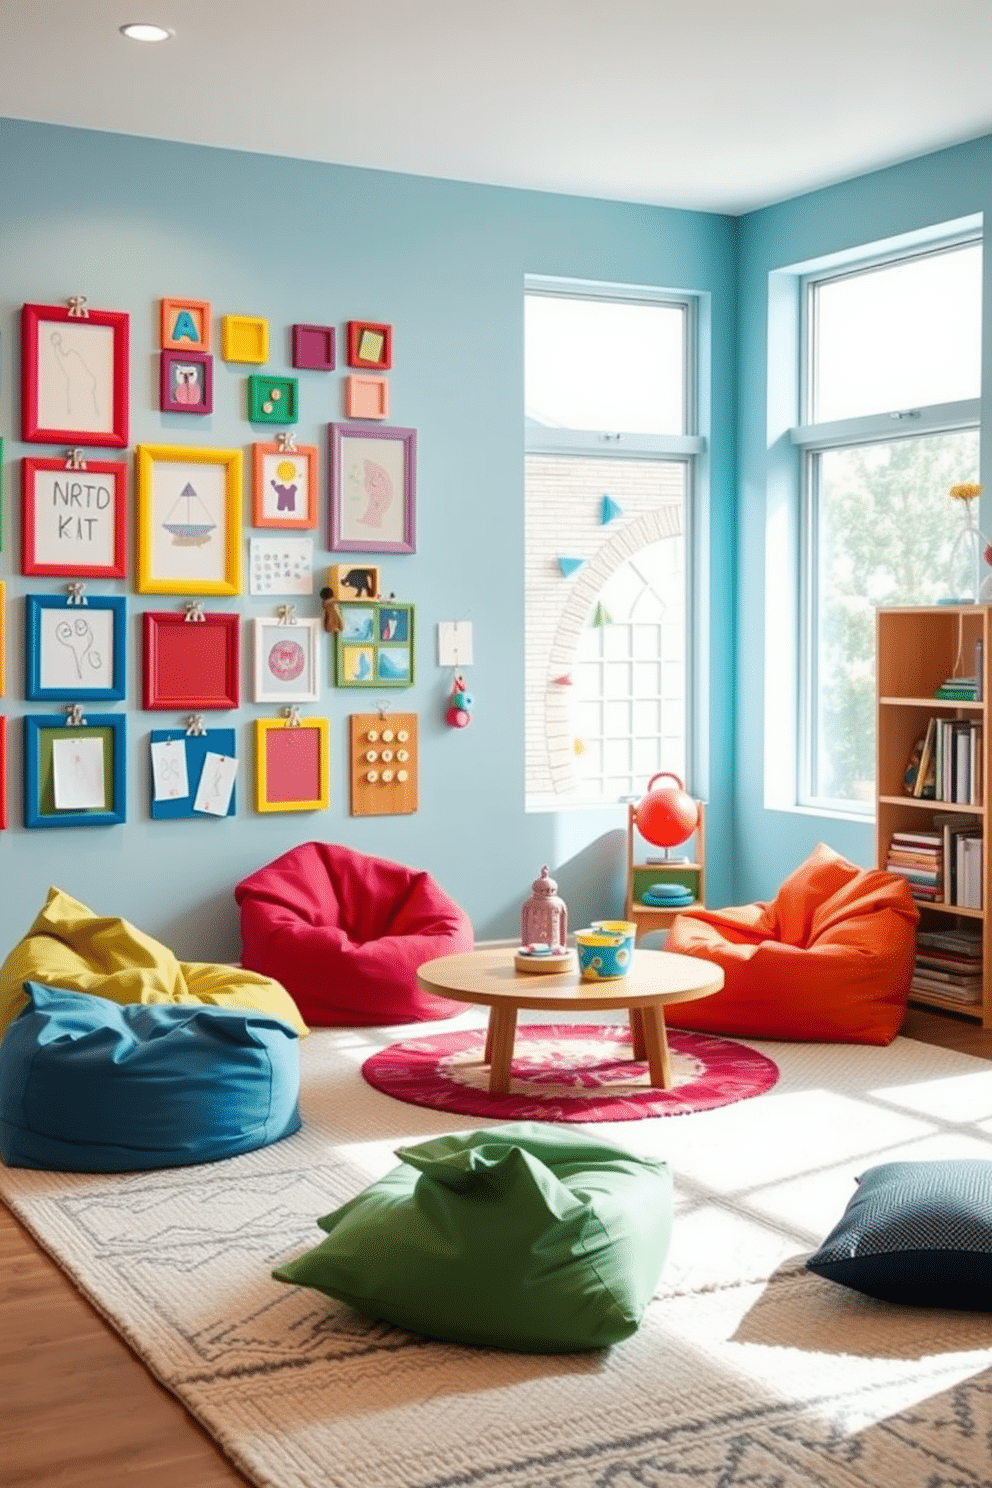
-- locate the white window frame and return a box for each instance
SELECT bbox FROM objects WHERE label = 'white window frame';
[793,233,982,814]
[524,276,704,810]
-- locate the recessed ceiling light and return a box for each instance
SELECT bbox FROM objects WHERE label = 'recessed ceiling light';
[119,22,173,42]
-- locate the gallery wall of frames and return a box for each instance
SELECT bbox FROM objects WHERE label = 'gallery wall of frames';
[2,296,428,829]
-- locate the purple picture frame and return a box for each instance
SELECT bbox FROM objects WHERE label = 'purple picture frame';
[160,350,214,414]
[328,423,416,554]
[293,324,336,371]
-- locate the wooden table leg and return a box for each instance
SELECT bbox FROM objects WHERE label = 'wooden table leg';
[638,1004,673,1089]
[628,1007,646,1059]
[486,1005,518,1094]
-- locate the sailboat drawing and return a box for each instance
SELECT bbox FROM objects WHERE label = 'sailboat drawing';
[163,482,216,546]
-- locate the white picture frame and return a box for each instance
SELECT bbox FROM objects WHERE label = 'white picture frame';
[252,617,321,703]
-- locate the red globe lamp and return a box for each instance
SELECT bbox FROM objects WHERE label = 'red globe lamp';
[633,772,698,852]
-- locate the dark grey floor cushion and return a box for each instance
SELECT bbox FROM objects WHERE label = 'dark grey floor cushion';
[806,1159,992,1309]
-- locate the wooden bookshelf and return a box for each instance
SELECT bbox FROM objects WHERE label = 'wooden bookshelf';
[876,605,991,1028]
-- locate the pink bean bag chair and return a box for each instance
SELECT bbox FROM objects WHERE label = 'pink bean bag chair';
[235,842,474,1026]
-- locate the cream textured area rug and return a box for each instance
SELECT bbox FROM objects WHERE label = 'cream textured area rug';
[2,1009,991,1488]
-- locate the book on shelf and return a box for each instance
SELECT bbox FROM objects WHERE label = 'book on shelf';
[912,716,937,798]
[911,923,984,1004]
[910,975,982,1005]
[916,925,983,951]
[904,719,982,805]
[890,829,942,848]
[934,812,983,908]
[911,966,983,990]
[975,639,984,701]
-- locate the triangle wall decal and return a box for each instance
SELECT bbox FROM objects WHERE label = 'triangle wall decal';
[558,556,584,577]
[601,495,623,524]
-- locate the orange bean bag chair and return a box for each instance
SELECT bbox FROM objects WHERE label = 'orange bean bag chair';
[235,842,474,1026]
[664,843,919,1045]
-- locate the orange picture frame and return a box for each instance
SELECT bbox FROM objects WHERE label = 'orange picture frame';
[160,298,211,352]
[252,441,318,528]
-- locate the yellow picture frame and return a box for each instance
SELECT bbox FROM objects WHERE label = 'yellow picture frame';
[0,581,5,698]
[221,314,269,364]
[254,717,329,812]
[135,444,242,595]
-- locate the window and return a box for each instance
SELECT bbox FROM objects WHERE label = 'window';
[524,282,701,808]
[796,237,982,812]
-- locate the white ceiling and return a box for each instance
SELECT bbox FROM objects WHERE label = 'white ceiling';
[3,0,991,214]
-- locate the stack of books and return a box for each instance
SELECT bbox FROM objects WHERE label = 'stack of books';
[884,830,942,903]
[934,674,980,701]
[884,820,983,908]
[912,925,983,1005]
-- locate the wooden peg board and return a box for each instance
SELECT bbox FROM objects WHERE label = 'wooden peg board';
[349,712,418,816]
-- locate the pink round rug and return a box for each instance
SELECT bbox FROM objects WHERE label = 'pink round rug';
[361,1023,779,1122]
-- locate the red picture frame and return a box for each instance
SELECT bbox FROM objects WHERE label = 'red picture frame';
[21,303,129,448]
[346,320,392,370]
[142,611,240,710]
[21,457,128,578]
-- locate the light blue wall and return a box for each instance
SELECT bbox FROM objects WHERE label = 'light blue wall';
[735,134,992,905]
[0,119,738,959]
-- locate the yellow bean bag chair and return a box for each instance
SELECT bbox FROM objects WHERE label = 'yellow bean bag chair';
[0,886,308,1042]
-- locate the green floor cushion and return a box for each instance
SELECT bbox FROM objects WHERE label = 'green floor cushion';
[0,885,307,1041]
[274,1122,672,1352]
[0,982,301,1171]
[806,1159,992,1309]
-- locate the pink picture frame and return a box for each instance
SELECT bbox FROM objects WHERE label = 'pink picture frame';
[345,375,390,420]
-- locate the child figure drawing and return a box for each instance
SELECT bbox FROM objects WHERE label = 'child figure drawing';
[270,459,300,513]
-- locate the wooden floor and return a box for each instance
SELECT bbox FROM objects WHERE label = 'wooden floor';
[2,1005,990,1488]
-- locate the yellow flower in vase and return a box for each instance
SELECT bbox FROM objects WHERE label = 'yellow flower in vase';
[947,482,988,602]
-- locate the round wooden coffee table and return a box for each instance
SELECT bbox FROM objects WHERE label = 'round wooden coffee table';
[416,946,723,1094]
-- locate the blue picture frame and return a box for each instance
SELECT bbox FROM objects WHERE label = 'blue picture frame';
[149,728,237,819]
[23,713,126,828]
[25,594,126,701]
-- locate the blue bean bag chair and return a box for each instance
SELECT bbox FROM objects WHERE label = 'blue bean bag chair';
[0,982,302,1172]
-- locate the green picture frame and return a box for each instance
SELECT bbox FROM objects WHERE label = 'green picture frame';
[333,601,414,688]
[247,374,299,425]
